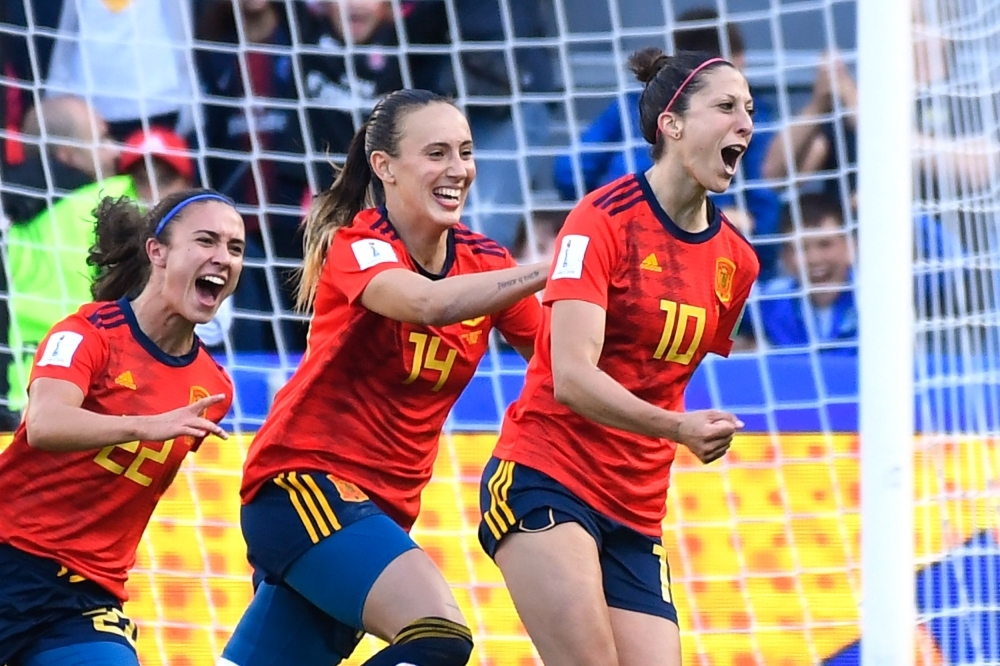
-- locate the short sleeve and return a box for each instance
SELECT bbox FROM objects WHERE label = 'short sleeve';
[29,316,108,396]
[542,203,621,310]
[324,227,408,305]
[709,267,757,357]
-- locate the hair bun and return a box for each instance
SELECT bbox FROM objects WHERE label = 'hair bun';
[628,47,670,84]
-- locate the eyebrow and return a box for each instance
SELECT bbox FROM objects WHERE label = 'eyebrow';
[423,140,474,150]
[196,229,246,246]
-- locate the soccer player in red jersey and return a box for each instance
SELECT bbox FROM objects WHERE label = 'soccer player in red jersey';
[0,189,244,665]
[219,89,545,666]
[478,48,761,666]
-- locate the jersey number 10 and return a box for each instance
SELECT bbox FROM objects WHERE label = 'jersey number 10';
[653,300,707,366]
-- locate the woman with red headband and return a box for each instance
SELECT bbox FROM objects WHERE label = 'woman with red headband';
[477,48,760,665]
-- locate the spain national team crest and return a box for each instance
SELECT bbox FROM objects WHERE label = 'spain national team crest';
[715,258,736,304]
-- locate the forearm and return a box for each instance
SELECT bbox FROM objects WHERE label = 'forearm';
[554,363,681,440]
[426,263,546,326]
[764,101,826,178]
[27,404,146,452]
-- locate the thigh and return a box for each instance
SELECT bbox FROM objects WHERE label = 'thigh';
[608,607,681,666]
[494,523,618,666]
[16,607,139,666]
[0,545,135,665]
[220,580,360,666]
[19,641,138,666]
[601,529,681,666]
[279,511,418,634]
[359,546,467,642]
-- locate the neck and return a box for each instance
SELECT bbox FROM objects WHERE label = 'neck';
[242,7,278,43]
[129,289,196,357]
[645,161,710,234]
[385,202,450,274]
[810,289,841,309]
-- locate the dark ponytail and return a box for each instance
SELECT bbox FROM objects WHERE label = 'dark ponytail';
[297,120,374,313]
[295,88,454,313]
[88,187,227,302]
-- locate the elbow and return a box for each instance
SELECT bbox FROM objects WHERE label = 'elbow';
[552,365,584,411]
[410,290,453,328]
[24,412,56,451]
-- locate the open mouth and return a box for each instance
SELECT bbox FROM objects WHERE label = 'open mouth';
[195,274,226,304]
[721,145,745,174]
[433,186,462,206]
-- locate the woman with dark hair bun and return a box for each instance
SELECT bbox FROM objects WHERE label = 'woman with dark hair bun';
[476,48,761,665]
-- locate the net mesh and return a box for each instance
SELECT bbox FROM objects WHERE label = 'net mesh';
[1,0,998,664]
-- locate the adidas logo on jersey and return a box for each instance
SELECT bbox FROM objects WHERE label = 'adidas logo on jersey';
[640,253,662,272]
[114,371,137,390]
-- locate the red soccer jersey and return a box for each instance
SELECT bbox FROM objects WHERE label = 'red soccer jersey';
[241,207,541,530]
[0,300,233,601]
[493,173,759,537]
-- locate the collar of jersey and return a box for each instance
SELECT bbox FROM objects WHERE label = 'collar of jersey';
[117,297,202,368]
[635,171,722,244]
[377,206,457,280]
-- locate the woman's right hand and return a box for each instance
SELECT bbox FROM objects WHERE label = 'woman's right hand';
[672,409,743,464]
[140,394,229,442]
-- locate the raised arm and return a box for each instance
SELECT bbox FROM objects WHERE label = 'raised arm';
[550,299,740,463]
[26,379,227,452]
[361,261,547,327]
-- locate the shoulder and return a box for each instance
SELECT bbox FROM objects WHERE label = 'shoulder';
[331,208,406,267]
[452,224,512,269]
[572,174,643,227]
[719,217,759,274]
[35,302,114,366]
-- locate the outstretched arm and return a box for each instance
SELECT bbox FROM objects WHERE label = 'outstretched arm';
[26,379,227,452]
[361,261,548,327]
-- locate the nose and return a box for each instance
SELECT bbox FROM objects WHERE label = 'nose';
[445,153,468,181]
[735,107,754,137]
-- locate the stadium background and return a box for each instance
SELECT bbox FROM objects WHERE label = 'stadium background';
[2,0,1000,664]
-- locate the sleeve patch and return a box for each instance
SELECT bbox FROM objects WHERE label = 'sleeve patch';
[550,234,591,280]
[351,239,399,270]
[729,303,747,341]
[37,331,85,368]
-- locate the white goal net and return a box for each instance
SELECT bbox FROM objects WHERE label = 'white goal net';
[1,0,998,664]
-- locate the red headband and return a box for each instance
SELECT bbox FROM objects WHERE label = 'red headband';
[656,57,727,138]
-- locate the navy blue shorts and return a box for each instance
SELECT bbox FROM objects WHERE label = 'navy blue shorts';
[241,471,418,631]
[0,543,138,665]
[478,457,678,624]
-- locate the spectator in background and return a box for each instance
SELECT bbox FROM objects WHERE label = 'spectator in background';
[411,0,557,250]
[757,193,856,352]
[119,126,235,348]
[196,0,310,353]
[1,111,232,418]
[512,208,567,266]
[119,126,196,205]
[42,0,197,141]
[553,7,781,275]
[299,0,436,189]
[763,4,1000,208]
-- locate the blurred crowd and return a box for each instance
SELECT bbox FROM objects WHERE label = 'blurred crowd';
[0,0,996,425]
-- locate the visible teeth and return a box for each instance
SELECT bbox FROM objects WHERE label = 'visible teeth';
[433,187,461,199]
[200,275,225,285]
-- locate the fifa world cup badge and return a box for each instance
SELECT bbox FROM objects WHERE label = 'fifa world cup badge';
[715,258,736,304]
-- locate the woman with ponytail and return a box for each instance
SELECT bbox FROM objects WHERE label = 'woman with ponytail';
[220,89,547,666]
[0,189,245,665]
[476,48,761,665]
